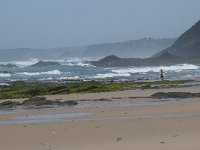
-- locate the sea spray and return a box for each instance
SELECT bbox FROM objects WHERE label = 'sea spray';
[111,64,199,74]
[17,70,62,76]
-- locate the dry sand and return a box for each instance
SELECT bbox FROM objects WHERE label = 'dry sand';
[1,87,200,150]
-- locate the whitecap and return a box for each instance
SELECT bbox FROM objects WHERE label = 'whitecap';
[57,76,80,80]
[17,70,62,76]
[0,73,11,78]
[0,83,9,86]
[111,64,199,74]
[38,77,53,81]
[13,58,39,67]
[61,58,94,67]
[93,72,131,79]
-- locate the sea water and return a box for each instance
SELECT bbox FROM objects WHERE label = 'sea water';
[0,58,200,83]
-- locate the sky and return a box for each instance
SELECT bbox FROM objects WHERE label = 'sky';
[0,0,200,49]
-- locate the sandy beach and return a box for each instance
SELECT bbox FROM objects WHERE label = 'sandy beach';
[1,87,200,150]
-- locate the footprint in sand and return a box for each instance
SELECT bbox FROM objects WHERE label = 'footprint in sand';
[116,137,123,142]
[160,141,166,144]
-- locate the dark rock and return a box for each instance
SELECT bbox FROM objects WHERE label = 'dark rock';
[78,98,112,102]
[90,52,199,67]
[22,97,78,106]
[1,101,13,106]
[31,61,60,67]
[151,92,200,99]
[91,55,144,67]
[61,100,78,106]
[0,101,21,108]
[95,98,112,101]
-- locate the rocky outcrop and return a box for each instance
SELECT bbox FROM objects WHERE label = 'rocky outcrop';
[91,20,200,67]
[31,61,60,67]
[22,97,78,106]
[90,53,191,67]
[151,92,200,99]
[0,97,78,108]
[0,101,21,108]
[153,20,200,57]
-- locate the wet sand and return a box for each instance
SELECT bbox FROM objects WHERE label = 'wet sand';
[1,87,200,150]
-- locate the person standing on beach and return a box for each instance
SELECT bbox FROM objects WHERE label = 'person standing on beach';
[160,69,164,80]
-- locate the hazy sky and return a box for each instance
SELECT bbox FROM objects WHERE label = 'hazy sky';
[0,0,200,49]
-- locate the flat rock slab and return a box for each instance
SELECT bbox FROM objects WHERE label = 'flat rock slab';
[151,92,200,99]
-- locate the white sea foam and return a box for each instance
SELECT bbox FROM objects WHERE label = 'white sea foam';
[17,70,62,76]
[0,57,94,68]
[0,58,39,68]
[111,64,199,74]
[93,72,131,79]
[13,58,39,67]
[38,77,53,81]
[57,76,80,80]
[0,83,9,86]
[60,58,94,67]
[34,58,92,67]
[0,73,11,78]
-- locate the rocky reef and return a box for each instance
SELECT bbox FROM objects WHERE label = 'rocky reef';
[151,92,200,99]
[31,61,60,67]
[0,97,78,109]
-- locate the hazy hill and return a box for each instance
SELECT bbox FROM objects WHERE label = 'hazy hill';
[61,38,176,58]
[0,38,175,61]
[91,54,187,67]
[92,20,200,67]
[153,20,200,57]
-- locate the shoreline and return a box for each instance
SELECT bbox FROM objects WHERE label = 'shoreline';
[1,82,200,149]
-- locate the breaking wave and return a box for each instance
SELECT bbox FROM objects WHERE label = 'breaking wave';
[0,58,38,68]
[13,59,39,67]
[93,72,131,79]
[0,83,9,86]
[59,58,94,67]
[0,73,11,78]
[0,58,94,68]
[111,64,199,74]
[17,70,62,76]
[57,76,81,80]
[0,63,200,82]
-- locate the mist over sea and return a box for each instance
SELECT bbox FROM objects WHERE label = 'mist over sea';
[0,58,199,84]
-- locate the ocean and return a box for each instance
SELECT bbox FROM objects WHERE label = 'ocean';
[0,58,199,84]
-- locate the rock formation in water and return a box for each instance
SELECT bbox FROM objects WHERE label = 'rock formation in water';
[91,20,200,67]
[31,61,60,67]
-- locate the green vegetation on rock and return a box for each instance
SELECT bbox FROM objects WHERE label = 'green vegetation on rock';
[22,97,47,106]
[0,80,189,100]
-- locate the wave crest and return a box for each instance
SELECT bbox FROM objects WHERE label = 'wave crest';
[17,70,62,76]
[0,73,11,78]
[111,64,199,74]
